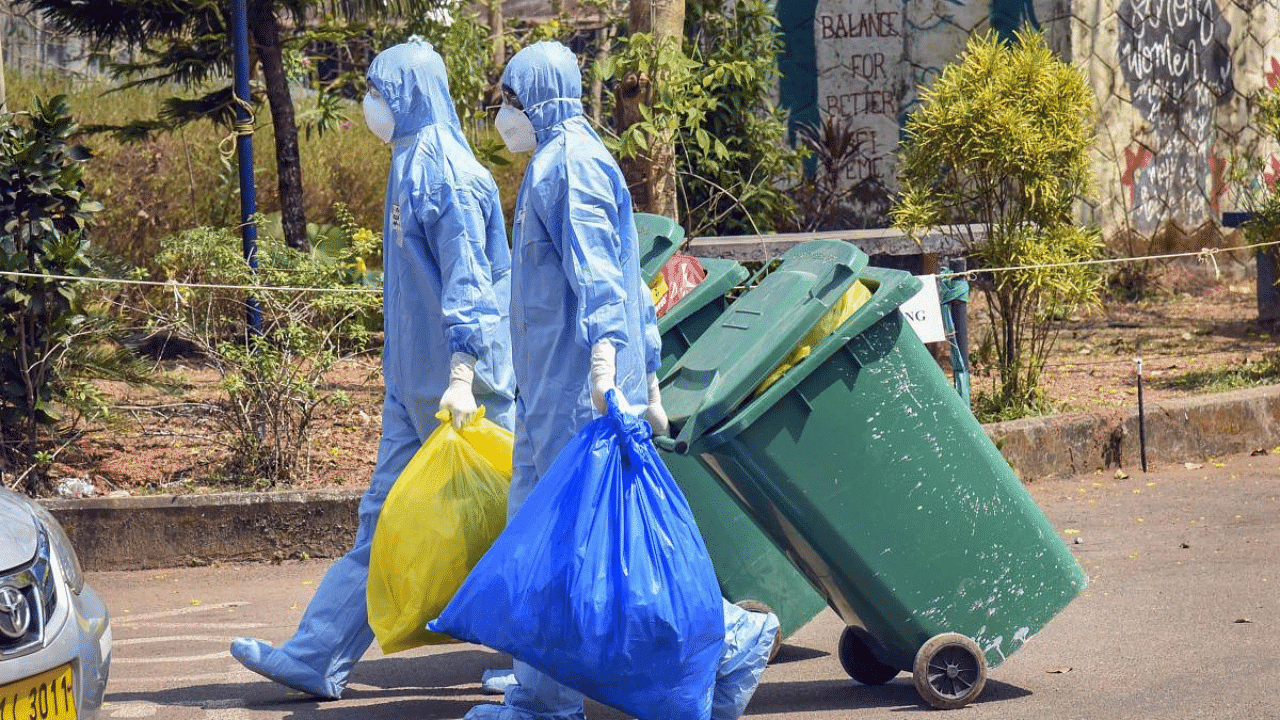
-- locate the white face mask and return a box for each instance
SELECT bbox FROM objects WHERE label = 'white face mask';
[496,103,537,153]
[362,89,396,144]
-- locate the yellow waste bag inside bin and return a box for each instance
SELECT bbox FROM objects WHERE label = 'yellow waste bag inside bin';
[755,279,873,395]
[368,407,513,654]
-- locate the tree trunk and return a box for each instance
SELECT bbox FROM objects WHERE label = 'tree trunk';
[249,1,309,252]
[0,20,7,114]
[488,0,504,78]
[589,6,613,125]
[616,0,684,219]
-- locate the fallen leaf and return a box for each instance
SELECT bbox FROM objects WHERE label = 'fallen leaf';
[1179,542,1190,549]
[1114,469,1129,479]
[1063,528,1081,535]
[190,599,202,606]
[1046,667,1073,674]
[1234,618,1253,624]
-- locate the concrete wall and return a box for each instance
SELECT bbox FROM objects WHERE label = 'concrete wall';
[776,0,1280,243]
[1074,0,1280,243]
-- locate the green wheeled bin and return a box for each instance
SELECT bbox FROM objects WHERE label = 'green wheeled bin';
[654,254,830,650]
[659,241,1088,709]
[634,212,685,282]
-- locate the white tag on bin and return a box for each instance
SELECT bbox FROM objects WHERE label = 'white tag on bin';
[899,274,947,343]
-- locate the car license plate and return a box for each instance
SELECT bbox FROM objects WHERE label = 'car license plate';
[0,664,77,720]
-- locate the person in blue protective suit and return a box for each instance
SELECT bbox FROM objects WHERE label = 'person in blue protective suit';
[227,39,516,700]
[465,40,779,720]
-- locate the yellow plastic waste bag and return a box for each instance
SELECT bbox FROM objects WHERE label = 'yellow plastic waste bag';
[367,407,513,654]
[649,271,669,308]
[755,279,873,395]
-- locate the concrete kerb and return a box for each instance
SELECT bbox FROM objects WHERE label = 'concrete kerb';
[42,384,1280,572]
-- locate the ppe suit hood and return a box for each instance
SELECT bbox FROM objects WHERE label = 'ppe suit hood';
[501,41,585,140]
[503,39,661,506]
[367,40,461,142]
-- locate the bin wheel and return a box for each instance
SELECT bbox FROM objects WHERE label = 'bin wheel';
[912,633,987,710]
[734,600,782,662]
[837,626,899,686]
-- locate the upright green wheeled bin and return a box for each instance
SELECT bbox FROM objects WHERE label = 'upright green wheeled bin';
[659,243,1088,710]
[654,254,830,646]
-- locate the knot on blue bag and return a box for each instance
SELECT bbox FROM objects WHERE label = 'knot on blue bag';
[604,388,651,469]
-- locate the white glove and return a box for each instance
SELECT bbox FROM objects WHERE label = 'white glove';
[439,352,478,430]
[589,339,618,414]
[643,372,670,437]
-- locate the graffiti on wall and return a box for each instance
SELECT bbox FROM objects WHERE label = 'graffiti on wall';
[1117,0,1234,231]
[814,0,904,187]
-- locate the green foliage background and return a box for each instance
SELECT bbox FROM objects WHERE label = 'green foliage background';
[892,29,1104,420]
[0,95,102,493]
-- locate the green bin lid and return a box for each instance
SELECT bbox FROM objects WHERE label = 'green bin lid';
[662,239,868,447]
[635,213,686,282]
[657,257,750,333]
[703,265,924,443]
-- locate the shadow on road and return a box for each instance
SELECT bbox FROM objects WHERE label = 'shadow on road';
[748,677,1033,714]
[770,643,828,664]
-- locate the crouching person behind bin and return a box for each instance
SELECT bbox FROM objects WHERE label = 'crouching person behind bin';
[462,40,779,720]
[228,39,516,700]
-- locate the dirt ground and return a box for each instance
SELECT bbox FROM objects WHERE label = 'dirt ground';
[36,259,1280,497]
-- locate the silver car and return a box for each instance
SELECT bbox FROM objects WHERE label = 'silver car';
[0,488,111,720]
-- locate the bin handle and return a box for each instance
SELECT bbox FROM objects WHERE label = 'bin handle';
[810,262,855,302]
[652,434,688,454]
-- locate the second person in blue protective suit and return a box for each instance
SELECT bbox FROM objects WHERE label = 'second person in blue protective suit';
[228,39,516,700]
[464,40,779,720]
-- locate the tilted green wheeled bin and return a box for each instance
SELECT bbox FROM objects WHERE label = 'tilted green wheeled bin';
[655,254,830,647]
[657,257,749,376]
[659,241,1088,709]
[633,217,829,644]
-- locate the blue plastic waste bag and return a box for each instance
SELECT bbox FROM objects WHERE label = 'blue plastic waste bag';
[430,391,724,720]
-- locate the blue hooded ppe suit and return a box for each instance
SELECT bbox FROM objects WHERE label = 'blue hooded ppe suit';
[229,40,516,700]
[464,41,777,720]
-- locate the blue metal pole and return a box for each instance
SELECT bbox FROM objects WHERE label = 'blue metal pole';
[231,0,263,338]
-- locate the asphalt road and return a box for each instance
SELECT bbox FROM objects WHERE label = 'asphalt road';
[91,449,1280,719]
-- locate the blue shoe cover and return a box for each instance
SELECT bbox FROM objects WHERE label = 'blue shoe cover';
[481,668,518,695]
[230,637,343,699]
[712,603,780,720]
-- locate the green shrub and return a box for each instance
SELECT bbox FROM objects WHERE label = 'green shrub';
[143,223,382,486]
[892,28,1104,420]
[0,94,103,494]
[680,0,803,237]
[1230,81,1280,295]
